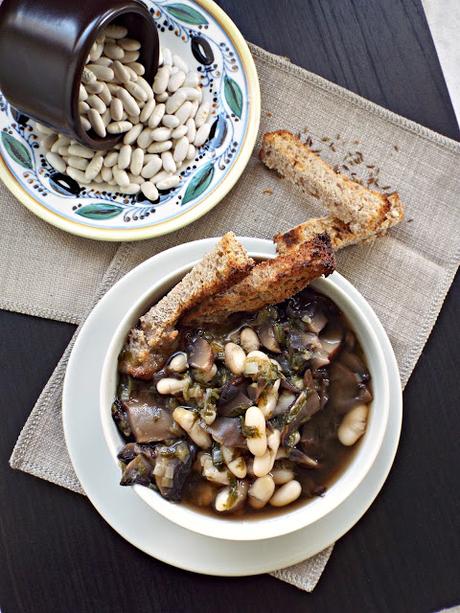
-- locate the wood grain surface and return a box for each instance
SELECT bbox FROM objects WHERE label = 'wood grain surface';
[0,1,459,611]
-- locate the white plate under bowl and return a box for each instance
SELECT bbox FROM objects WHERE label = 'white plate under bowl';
[99,249,389,541]
[0,0,260,241]
[63,237,402,575]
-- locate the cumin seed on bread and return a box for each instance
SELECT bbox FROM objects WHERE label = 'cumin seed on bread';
[260,130,404,252]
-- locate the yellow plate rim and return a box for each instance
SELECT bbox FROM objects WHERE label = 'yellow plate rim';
[0,0,260,242]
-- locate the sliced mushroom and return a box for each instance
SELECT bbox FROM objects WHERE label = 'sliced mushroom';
[188,337,214,371]
[217,378,252,417]
[207,417,247,448]
[281,389,321,445]
[289,447,319,469]
[111,399,132,440]
[125,399,183,443]
[153,440,194,501]
[258,323,281,353]
[327,361,372,414]
[117,442,157,464]
[272,390,297,417]
[120,454,154,487]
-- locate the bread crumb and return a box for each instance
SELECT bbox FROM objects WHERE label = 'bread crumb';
[263,188,273,195]
[265,111,273,118]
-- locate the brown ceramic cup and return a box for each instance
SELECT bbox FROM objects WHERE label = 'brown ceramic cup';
[0,0,159,149]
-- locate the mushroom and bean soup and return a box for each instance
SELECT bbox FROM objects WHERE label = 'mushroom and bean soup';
[113,287,373,516]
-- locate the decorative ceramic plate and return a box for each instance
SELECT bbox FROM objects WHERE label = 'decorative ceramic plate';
[63,237,403,575]
[0,0,260,241]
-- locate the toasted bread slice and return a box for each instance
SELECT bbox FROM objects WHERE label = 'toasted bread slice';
[183,234,335,325]
[260,130,404,249]
[275,194,403,253]
[119,232,254,379]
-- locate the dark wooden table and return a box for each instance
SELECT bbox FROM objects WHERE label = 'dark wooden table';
[1,1,459,612]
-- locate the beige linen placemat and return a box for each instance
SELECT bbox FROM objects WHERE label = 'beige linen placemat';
[5,43,460,592]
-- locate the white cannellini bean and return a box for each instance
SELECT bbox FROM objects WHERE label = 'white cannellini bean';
[148,103,165,128]
[173,136,189,163]
[162,114,180,129]
[87,94,106,114]
[42,134,58,151]
[119,38,141,51]
[271,466,295,485]
[104,42,124,60]
[258,379,281,418]
[165,89,187,114]
[270,480,302,507]
[248,476,275,509]
[124,65,139,82]
[240,328,260,353]
[89,42,103,62]
[68,144,94,158]
[195,102,210,128]
[157,377,189,395]
[78,101,89,114]
[156,175,181,190]
[101,109,111,127]
[139,98,155,123]
[253,450,272,477]
[104,24,128,39]
[168,70,185,92]
[140,181,159,202]
[112,60,130,83]
[227,457,247,479]
[112,165,130,187]
[162,47,173,66]
[175,100,194,124]
[117,88,140,116]
[224,342,246,375]
[161,151,176,173]
[244,406,267,457]
[201,455,230,485]
[194,123,211,147]
[85,152,104,181]
[185,117,196,142]
[45,152,66,173]
[104,151,118,167]
[121,50,139,64]
[107,120,133,134]
[186,144,196,160]
[183,71,200,87]
[117,144,132,170]
[147,140,172,153]
[87,64,114,82]
[110,97,124,121]
[87,108,106,137]
[137,127,154,149]
[80,116,91,131]
[181,86,202,101]
[337,404,369,446]
[81,67,96,84]
[66,166,90,184]
[171,125,187,139]
[156,94,169,104]
[141,156,162,179]
[153,66,170,94]
[130,148,144,176]
[151,126,172,142]
[123,123,143,144]
[95,56,113,67]
[101,166,113,182]
[79,84,88,101]
[126,61,144,76]
[173,407,211,449]
[129,174,144,185]
[58,145,70,156]
[85,80,104,95]
[50,135,70,153]
[99,82,112,105]
[125,80,148,101]
[136,76,154,99]
[168,352,188,372]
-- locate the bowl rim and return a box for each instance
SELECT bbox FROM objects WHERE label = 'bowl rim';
[100,249,390,541]
[0,0,261,242]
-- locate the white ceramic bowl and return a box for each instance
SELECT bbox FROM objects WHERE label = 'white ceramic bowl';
[100,247,389,541]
